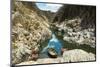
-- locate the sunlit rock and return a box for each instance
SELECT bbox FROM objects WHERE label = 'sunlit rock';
[62,49,95,62]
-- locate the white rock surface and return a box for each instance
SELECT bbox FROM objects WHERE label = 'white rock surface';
[16,49,95,65]
[62,49,95,62]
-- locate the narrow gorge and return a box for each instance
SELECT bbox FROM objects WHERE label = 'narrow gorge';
[11,0,96,65]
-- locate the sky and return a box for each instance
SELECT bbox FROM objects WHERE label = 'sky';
[35,3,63,12]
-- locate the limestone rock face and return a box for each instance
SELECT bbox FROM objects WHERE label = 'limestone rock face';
[12,1,52,64]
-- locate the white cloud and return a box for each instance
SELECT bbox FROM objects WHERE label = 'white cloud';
[46,4,63,7]
[45,4,63,12]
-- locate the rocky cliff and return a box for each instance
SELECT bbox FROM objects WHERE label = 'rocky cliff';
[12,0,52,64]
[52,4,96,29]
[51,4,96,49]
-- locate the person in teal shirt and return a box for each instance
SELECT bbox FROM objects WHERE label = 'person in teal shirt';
[42,33,62,57]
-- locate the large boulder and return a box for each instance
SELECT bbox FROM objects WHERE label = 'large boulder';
[62,49,95,62]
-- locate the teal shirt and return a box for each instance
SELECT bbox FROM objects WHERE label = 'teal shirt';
[42,34,62,56]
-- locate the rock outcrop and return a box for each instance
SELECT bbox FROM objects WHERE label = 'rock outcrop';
[62,49,95,62]
[12,0,52,64]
